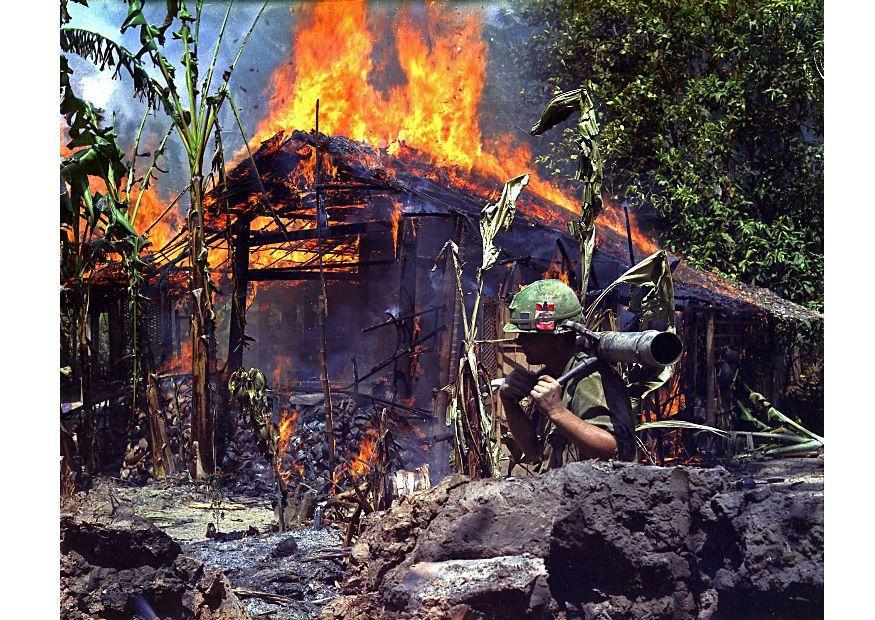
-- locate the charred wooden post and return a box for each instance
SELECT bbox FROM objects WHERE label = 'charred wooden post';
[396,216,421,400]
[686,309,699,417]
[159,274,174,368]
[145,373,176,478]
[623,203,636,267]
[227,215,252,374]
[88,303,101,370]
[705,312,717,453]
[555,238,580,292]
[108,297,126,378]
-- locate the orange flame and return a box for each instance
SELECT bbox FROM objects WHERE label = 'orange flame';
[61,121,184,257]
[542,260,571,285]
[161,338,192,373]
[271,353,294,387]
[249,1,659,257]
[253,0,578,212]
[349,429,378,478]
[276,407,304,484]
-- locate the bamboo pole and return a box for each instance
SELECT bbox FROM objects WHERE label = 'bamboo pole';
[314,100,336,481]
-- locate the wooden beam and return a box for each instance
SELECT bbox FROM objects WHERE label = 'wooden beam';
[247,221,385,247]
[227,215,251,374]
[248,270,360,282]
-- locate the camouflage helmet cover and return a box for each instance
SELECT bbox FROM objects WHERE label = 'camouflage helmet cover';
[503,279,583,333]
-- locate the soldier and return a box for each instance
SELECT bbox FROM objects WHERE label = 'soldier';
[499,279,637,469]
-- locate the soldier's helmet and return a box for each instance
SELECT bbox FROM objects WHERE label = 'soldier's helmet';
[503,279,582,334]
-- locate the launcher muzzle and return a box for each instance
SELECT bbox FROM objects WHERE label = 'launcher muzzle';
[563,321,683,367]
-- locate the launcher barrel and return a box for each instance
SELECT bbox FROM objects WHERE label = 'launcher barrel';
[564,322,683,367]
[595,330,683,366]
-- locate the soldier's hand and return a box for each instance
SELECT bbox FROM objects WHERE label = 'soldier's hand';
[530,375,564,418]
[499,369,539,402]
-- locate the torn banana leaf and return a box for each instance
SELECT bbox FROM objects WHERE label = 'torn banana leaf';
[534,88,604,298]
[587,250,675,328]
[479,174,529,273]
[739,383,824,444]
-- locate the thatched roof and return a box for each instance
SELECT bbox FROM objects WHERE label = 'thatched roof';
[211,130,822,323]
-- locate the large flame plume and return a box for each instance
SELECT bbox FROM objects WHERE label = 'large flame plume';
[250,0,656,254]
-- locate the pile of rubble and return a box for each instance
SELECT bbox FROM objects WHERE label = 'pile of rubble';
[220,424,276,498]
[323,458,824,619]
[61,514,248,619]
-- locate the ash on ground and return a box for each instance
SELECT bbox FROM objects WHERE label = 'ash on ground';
[187,528,344,619]
[64,474,344,619]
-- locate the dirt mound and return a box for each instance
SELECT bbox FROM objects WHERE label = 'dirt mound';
[60,514,249,619]
[323,460,823,619]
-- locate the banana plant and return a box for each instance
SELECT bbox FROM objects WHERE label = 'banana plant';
[62,0,268,480]
[61,50,160,480]
[434,174,529,478]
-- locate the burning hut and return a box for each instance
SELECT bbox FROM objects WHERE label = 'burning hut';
[108,127,815,474]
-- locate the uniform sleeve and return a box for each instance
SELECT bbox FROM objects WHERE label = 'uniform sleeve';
[566,371,616,432]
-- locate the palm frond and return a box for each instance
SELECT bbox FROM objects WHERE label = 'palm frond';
[60,27,169,112]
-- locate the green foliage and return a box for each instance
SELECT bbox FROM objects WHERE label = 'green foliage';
[514,0,823,309]
[63,0,268,479]
[228,368,278,459]
[61,59,152,410]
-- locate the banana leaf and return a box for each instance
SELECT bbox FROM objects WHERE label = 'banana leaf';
[764,440,823,456]
[636,420,730,438]
[479,174,529,273]
[533,88,603,298]
[739,383,824,444]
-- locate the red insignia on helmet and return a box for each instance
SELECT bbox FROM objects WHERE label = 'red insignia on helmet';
[535,300,555,331]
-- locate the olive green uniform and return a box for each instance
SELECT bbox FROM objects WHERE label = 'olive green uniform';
[531,354,637,470]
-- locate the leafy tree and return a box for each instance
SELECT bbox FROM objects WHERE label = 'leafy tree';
[511,0,823,309]
[62,0,267,480]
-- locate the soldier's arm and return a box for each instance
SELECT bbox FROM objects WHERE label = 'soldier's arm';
[544,407,618,460]
[530,376,618,460]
